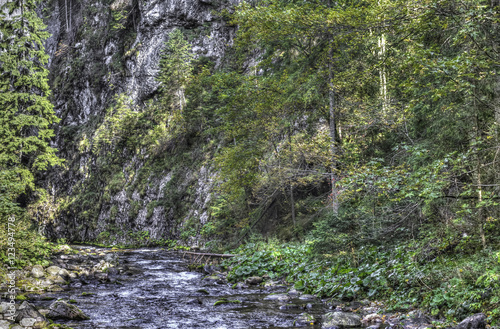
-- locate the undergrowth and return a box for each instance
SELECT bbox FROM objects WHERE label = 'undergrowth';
[222,240,500,325]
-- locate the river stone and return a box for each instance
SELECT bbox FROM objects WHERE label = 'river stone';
[46,266,62,276]
[47,275,66,284]
[0,303,8,313]
[58,268,70,278]
[31,265,45,278]
[263,294,290,302]
[295,312,316,326]
[47,285,64,292]
[15,302,46,325]
[0,320,10,329]
[46,300,89,320]
[298,294,316,301]
[322,312,362,328]
[11,326,23,329]
[456,313,487,329]
[19,317,37,326]
[245,276,263,285]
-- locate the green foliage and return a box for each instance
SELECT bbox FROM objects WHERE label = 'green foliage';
[0,0,63,219]
[224,241,500,323]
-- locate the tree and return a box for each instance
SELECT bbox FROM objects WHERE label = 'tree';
[0,0,63,219]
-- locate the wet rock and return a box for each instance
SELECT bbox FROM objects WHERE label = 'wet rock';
[362,313,383,323]
[31,265,45,278]
[47,285,64,292]
[456,313,486,329]
[95,272,108,282]
[202,275,223,285]
[124,266,142,275]
[288,288,300,296]
[322,312,362,328]
[402,310,433,329]
[15,302,46,327]
[19,317,36,326]
[0,302,9,313]
[366,324,381,329]
[0,320,11,329]
[245,276,263,285]
[58,268,71,279]
[232,282,248,289]
[47,275,66,284]
[186,298,202,305]
[263,294,290,302]
[298,294,316,301]
[104,253,118,263]
[279,303,303,310]
[46,300,89,320]
[46,266,62,276]
[11,326,23,329]
[295,312,316,326]
[203,265,220,274]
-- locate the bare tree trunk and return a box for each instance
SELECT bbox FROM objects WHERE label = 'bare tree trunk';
[328,47,339,215]
[290,185,296,227]
[65,0,69,32]
[378,34,388,115]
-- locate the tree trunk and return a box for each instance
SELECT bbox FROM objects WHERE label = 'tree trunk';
[328,47,339,215]
[290,184,296,227]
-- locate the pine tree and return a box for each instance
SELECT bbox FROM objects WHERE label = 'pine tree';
[0,0,63,219]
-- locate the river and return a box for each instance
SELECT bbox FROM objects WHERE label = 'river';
[32,247,328,328]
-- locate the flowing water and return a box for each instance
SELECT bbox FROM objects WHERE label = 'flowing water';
[33,248,328,329]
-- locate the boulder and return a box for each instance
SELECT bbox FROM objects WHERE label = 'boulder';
[456,313,487,329]
[47,275,66,284]
[15,301,46,328]
[31,265,45,278]
[322,312,362,328]
[46,300,89,320]
[58,268,71,279]
[46,266,62,276]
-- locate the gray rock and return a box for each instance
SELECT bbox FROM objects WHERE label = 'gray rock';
[0,320,10,329]
[58,268,71,278]
[15,302,46,326]
[0,303,9,314]
[11,326,23,329]
[31,265,45,278]
[456,313,487,329]
[47,275,66,284]
[298,294,316,301]
[263,294,290,302]
[46,300,89,320]
[46,266,62,276]
[245,276,263,285]
[295,312,316,326]
[47,285,64,292]
[322,312,362,328]
[19,317,37,326]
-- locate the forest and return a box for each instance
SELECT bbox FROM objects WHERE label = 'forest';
[1,0,500,325]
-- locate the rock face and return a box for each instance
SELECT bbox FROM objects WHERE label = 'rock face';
[322,312,362,328]
[15,302,47,328]
[47,300,90,320]
[456,313,487,329]
[42,0,237,244]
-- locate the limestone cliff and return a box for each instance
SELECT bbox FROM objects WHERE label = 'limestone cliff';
[41,0,236,245]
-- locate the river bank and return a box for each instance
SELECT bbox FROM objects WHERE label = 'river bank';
[0,244,495,329]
